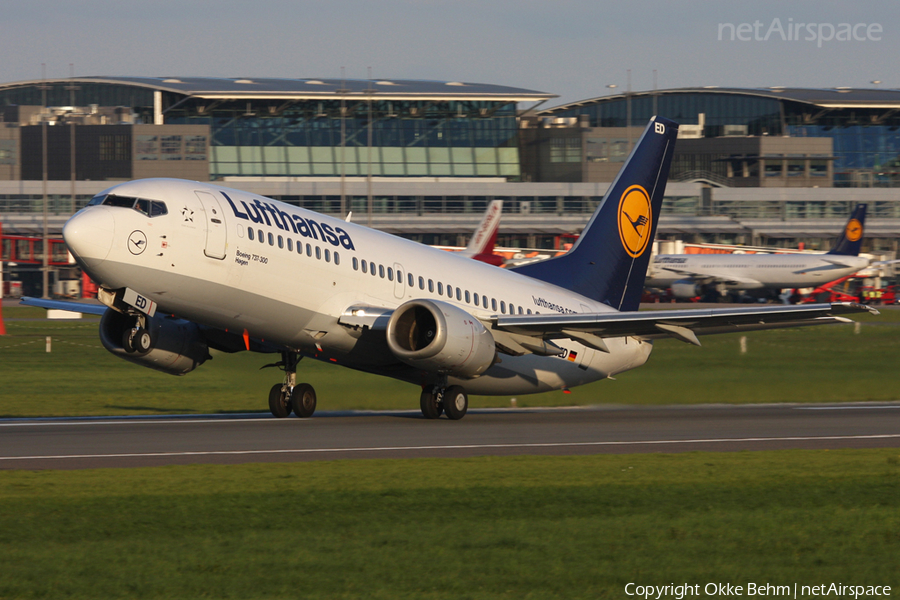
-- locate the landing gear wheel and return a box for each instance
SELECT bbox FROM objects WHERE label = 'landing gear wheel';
[268,383,291,418]
[132,328,151,353]
[443,386,468,420]
[420,388,443,419]
[291,383,317,418]
[122,329,136,353]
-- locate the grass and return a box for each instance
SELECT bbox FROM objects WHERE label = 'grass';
[0,307,898,417]
[0,450,897,599]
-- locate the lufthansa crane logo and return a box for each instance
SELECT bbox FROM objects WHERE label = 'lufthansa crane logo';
[618,185,652,258]
[845,218,863,242]
[128,230,148,255]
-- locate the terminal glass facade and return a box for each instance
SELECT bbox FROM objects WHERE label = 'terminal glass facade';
[547,92,900,187]
[167,100,520,179]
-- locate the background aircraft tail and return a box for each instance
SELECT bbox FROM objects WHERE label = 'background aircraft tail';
[827,204,867,256]
[460,199,502,258]
[511,116,678,311]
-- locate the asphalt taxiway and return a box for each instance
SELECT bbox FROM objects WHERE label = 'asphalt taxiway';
[1,402,898,470]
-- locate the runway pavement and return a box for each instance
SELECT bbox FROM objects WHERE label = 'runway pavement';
[1,402,899,470]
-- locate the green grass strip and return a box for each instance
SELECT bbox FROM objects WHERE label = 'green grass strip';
[0,449,898,598]
[1,307,899,416]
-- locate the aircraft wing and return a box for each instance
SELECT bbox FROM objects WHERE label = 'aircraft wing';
[20,297,108,316]
[489,302,876,351]
[653,266,763,288]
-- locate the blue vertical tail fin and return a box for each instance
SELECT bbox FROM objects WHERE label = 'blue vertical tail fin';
[827,204,866,256]
[511,116,678,311]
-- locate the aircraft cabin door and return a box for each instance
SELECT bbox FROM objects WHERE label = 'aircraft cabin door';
[393,263,405,299]
[194,191,227,260]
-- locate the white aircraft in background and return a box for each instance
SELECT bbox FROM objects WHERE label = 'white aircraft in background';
[645,205,871,300]
[24,117,874,420]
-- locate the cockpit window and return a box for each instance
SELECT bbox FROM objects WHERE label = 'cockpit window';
[104,195,138,208]
[90,193,167,217]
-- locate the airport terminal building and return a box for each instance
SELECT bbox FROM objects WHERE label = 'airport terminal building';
[1,77,899,295]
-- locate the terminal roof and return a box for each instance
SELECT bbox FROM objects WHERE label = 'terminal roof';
[2,76,555,103]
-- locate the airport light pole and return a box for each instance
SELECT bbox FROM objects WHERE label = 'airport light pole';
[66,65,79,216]
[40,65,49,299]
[339,67,346,219]
[366,67,373,229]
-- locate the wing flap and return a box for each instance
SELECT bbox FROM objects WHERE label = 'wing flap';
[492,302,875,345]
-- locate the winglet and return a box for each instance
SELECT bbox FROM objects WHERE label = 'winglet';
[827,204,866,256]
[511,117,679,311]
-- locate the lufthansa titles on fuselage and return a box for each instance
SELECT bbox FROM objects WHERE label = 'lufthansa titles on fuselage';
[222,192,355,251]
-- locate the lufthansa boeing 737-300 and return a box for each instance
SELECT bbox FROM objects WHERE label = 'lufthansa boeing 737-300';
[24,117,876,420]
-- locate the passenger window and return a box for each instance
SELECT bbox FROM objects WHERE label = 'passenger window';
[306,244,312,256]
[456,288,461,301]
[334,252,340,266]
[437,282,443,295]
[418,276,425,290]
[408,273,414,287]
[259,230,265,244]
[315,247,321,260]
[447,285,453,299]
[492,298,497,311]
[397,271,403,284]
[248,228,255,241]
[387,267,393,281]
[428,279,434,293]
[362,260,367,274]
[278,235,284,249]
[297,241,303,254]
[518,306,523,315]
[483,296,489,309]
[268,233,274,246]
[353,257,359,271]
[287,239,293,252]
[527,309,532,314]
[473,293,479,305]
[465,291,471,304]
[500,301,506,313]
[372,264,377,276]
[379,264,385,278]
[325,249,331,262]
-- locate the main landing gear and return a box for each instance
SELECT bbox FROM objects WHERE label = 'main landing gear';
[420,384,468,420]
[267,351,317,418]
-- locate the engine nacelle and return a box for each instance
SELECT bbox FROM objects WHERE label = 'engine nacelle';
[671,279,701,299]
[99,309,211,376]
[386,299,496,379]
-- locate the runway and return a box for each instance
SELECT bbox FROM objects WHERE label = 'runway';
[1,402,899,470]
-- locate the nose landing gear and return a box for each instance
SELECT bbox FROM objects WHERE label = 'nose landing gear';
[122,314,151,354]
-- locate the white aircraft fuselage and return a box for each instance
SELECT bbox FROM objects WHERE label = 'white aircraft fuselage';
[646,252,871,291]
[66,178,649,396]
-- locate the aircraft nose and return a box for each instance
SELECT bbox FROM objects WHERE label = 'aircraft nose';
[63,207,115,268]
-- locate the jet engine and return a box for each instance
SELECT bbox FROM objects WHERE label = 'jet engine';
[386,299,496,379]
[671,279,702,300]
[99,309,211,376]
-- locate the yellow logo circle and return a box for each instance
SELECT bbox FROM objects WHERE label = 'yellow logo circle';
[618,185,652,258]
[845,218,863,242]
